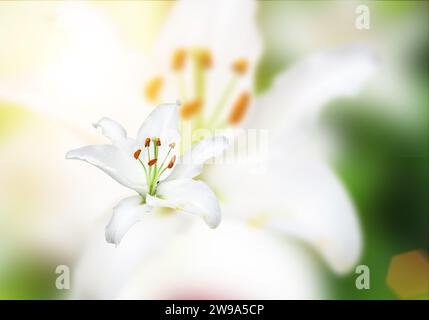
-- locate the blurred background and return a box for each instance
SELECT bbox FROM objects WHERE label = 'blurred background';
[0,0,427,299]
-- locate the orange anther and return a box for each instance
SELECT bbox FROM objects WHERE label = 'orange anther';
[133,149,142,159]
[167,155,176,169]
[232,58,248,75]
[144,76,163,102]
[171,48,187,71]
[196,49,212,68]
[148,158,158,167]
[180,99,203,120]
[228,92,251,124]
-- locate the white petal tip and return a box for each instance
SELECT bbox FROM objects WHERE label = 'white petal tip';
[65,150,75,160]
[105,227,120,247]
[209,221,220,229]
[92,118,103,129]
[206,213,221,229]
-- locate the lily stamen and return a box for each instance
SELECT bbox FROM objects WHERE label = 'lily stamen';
[180,99,203,120]
[133,149,142,160]
[196,49,212,69]
[232,58,249,75]
[171,48,187,71]
[144,76,163,103]
[172,49,188,101]
[133,148,148,181]
[228,91,251,124]
[148,158,158,167]
[167,155,176,169]
[207,76,237,127]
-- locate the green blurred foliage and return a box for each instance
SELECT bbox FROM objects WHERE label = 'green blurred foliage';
[0,253,61,299]
[257,0,428,299]
[322,96,428,299]
[0,101,33,144]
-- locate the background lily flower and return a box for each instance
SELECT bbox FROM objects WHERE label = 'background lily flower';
[139,0,262,136]
[69,0,376,299]
[129,0,377,273]
[66,103,228,245]
[206,45,377,273]
[1,0,425,300]
[118,220,322,299]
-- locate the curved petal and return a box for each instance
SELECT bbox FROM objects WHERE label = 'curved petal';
[168,136,229,180]
[66,144,147,193]
[265,157,362,274]
[119,220,321,299]
[205,149,361,274]
[245,45,377,135]
[147,179,221,228]
[93,117,136,154]
[136,102,180,145]
[105,195,152,246]
[136,103,181,182]
[71,211,191,299]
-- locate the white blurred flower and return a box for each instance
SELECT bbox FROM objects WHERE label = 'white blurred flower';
[72,217,321,299]
[207,45,377,273]
[0,0,378,299]
[130,0,376,273]
[66,103,228,245]
[70,0,376,300]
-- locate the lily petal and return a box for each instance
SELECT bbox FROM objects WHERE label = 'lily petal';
[136,103,180,145]
[147,179,221,228]
[205,146,361,273]
[93,117,136,154]
[266,157,362,274]
[66,144,147,193]
[136,103,181,182]
[119,220,321,299]
[105,195,152,246]
[72,211,191,299]
[168,136,229,180]
[245,45,377,135]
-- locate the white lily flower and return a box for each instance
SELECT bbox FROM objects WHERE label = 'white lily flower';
[66,103,228,245]
[67,0,375,281]
[0,0,378,299]
[118,220,322,299]
[134,0,377,273]
[206,45,377,274]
